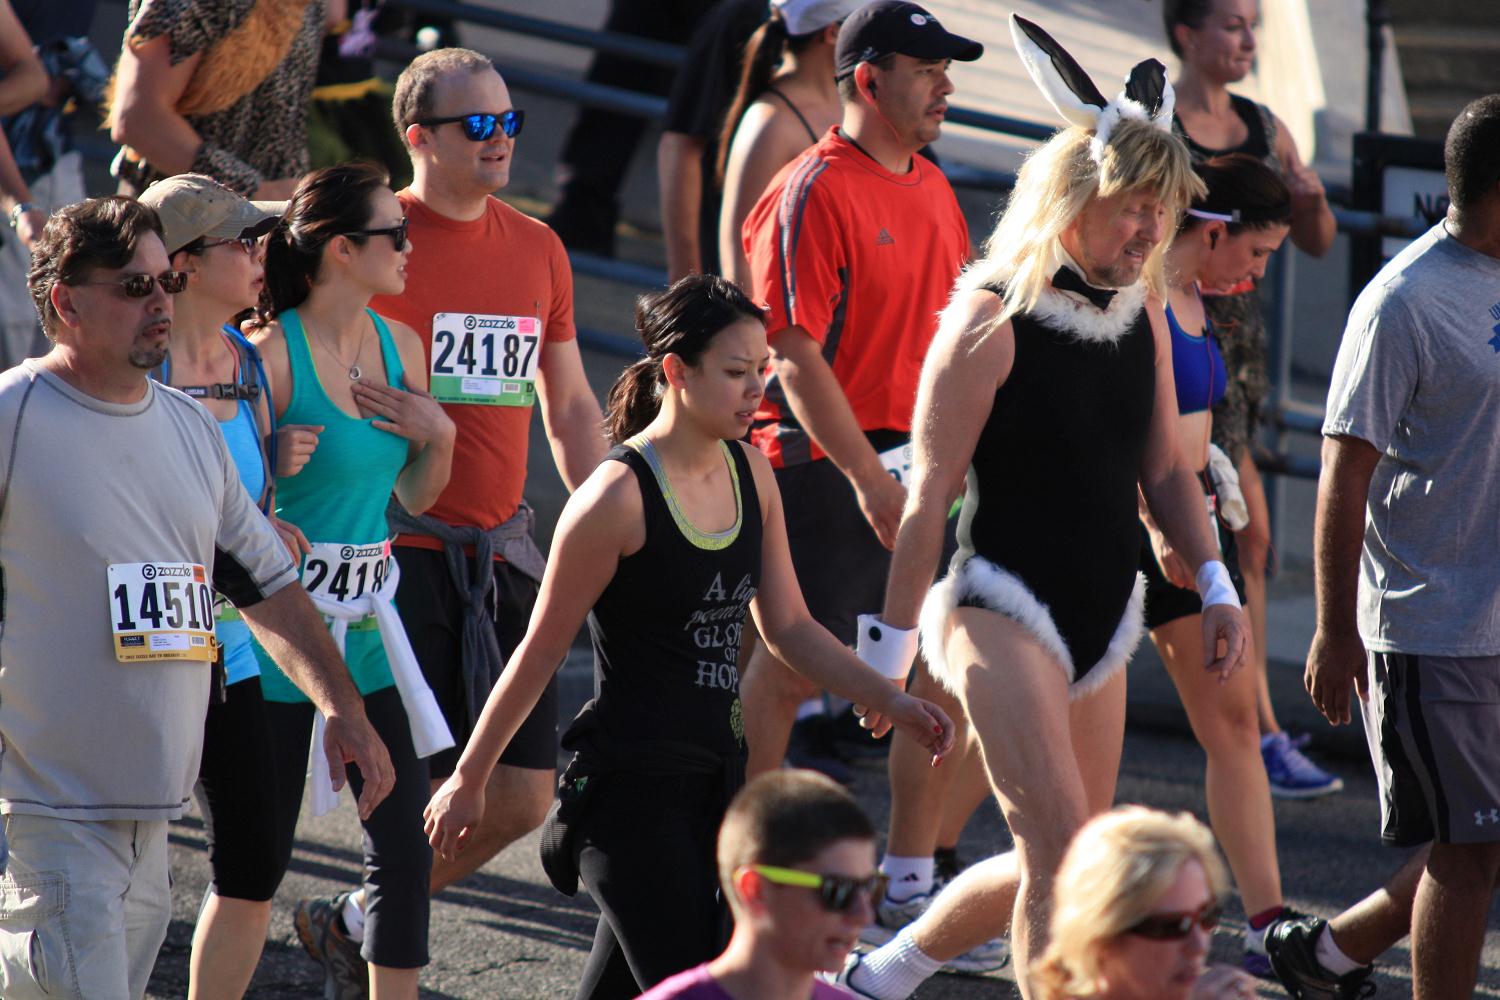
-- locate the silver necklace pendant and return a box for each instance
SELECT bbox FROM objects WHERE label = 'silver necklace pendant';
[348,365,362,381]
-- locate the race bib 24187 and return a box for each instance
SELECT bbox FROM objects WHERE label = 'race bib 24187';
[430,313,541,406]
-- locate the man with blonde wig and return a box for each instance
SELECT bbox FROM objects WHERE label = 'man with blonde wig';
[838,17,1249,999]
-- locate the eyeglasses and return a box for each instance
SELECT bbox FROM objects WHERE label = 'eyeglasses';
[199,236,260,255]
[76,271,189,297]
[749,865,889,914]
[343,217,409,252]
[416,110,525,142]
[1124,901,1223,941]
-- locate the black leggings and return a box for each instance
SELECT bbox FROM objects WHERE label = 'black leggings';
[573,771,727,999]
[264,685,433,969]
[196,676,282,901]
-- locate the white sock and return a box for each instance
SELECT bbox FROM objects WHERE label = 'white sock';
[849,925,944,1000]
[1314,924,1364,976]
[879,856,934,902]
[342,891,366,943]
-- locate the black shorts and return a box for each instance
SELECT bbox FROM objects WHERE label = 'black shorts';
[1140,485,1247,632]
[1364,652,1500,847]
[395,545,559,776]
[776,454,956,646]
[195,676,281,901]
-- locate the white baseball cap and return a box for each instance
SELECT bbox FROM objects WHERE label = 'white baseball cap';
[772,0,864,37]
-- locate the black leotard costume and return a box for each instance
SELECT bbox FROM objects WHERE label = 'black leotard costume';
[920,269,1155,699]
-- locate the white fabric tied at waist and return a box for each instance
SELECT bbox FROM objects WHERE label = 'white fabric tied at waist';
[1206,443,1250,532]
[305,572,454,817]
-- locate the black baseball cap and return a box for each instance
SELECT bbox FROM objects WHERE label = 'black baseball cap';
[834,1,983,80]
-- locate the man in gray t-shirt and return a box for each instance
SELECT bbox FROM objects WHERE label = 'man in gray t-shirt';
[0,197,394,1000]
[1282,96,1500,1000]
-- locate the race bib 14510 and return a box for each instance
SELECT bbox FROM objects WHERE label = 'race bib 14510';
[107,562,216,662]
[430,313,541,406]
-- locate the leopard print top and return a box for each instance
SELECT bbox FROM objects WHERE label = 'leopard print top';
[125,0,325,194]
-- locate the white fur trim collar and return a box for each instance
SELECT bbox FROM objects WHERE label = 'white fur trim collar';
[919,557,1145,702]
[1030,276,1146,344]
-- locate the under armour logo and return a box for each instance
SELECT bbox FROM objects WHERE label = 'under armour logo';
[1490,324,1500,354]
[1475,808,1500,826]
[1488,302,1500,322]
[876,228,896,246]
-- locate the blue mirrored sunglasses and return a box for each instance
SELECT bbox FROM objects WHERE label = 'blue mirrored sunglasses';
[416,110,525,142]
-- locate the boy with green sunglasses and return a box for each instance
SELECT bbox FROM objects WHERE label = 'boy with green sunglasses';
[642,770,877,999]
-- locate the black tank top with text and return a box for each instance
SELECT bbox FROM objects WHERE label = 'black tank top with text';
[576,439,762,760]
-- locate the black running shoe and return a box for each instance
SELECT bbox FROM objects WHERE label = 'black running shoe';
[933,846,966,890]
[1265,916,1375,1000]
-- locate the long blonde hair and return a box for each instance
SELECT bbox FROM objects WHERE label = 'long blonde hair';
[1033,806,1230,1000]
[958,119,1204,330]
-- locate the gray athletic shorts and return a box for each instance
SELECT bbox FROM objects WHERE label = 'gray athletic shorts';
[1362,652,1500,846]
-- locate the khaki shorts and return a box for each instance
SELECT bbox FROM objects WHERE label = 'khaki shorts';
[1362,652,1500,846]
[0,813,171,999]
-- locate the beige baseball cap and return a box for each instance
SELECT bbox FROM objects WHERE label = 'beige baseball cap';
[137,173,287,255]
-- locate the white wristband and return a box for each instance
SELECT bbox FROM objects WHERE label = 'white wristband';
[1195,560,1240,609]
[855,614,919,680]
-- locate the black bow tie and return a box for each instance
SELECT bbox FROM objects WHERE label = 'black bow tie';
[1051,266,1117,311]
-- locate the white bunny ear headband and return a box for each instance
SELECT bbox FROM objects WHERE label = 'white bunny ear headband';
[1009,14,1174,164]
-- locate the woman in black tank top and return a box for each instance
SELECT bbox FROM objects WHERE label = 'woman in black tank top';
[423,275,953,1000]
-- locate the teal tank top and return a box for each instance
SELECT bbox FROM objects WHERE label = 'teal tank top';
[218,398,267,686]
[256,307,409,702]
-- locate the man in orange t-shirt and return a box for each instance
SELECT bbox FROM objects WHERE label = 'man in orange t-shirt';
[291,48,605,985]
[738,1,975,778]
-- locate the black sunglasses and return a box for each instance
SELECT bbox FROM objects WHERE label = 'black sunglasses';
[1125,901,1223,941]
[77,270,189,297]
[750,865,889,914]
[344,218,409,252]
[416,110,525,142]
[199,236,259,255]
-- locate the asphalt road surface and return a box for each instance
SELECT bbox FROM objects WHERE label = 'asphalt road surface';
[148,637,1500,999]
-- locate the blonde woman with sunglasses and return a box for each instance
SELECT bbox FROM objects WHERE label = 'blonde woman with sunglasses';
[1035,806,1255,1000]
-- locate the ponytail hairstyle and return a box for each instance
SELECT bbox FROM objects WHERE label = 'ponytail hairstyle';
[259,161,391,320]
[604,273,764,444]
[1181,153,1292,235]
[715,11,825,188]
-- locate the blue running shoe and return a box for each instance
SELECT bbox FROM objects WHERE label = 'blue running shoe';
[1262,732,1343,799]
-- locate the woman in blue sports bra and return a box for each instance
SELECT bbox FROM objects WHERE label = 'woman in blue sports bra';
[251,163,455,999]
[1140,153,1296,972]
[138,173,301,1000]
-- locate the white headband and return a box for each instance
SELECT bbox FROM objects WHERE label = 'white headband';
[1186,207,1241,223]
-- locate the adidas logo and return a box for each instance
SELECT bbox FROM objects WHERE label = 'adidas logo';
[875,228,895,246]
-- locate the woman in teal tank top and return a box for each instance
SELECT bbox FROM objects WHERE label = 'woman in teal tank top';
[251,163,455,998]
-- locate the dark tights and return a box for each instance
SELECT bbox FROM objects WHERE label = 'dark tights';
[573,771,727,999]
[264,686,433,969]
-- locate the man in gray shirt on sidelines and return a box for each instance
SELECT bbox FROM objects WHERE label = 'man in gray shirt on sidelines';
[0,196,394,1000]
[1271,95,1500,1000]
